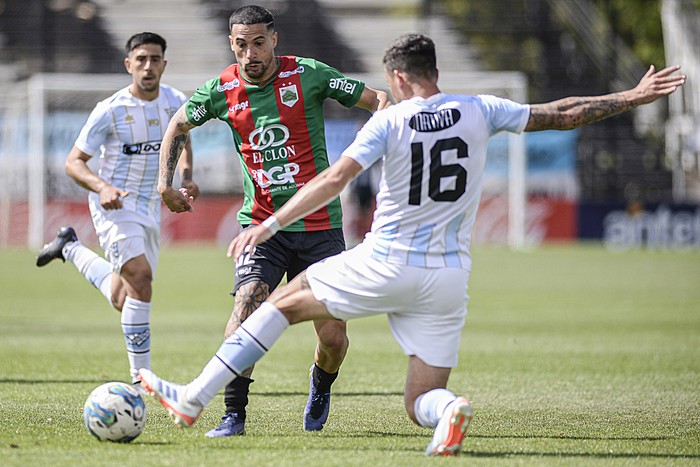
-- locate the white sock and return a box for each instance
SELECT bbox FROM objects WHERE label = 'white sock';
[414,388,457,428]
[64,241,112,303]
[187,302,289,406]
[121,296,151,382]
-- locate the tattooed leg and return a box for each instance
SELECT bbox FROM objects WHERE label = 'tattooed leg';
[225,280,270,379]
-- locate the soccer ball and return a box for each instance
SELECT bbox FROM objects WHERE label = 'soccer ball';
[83,382,146,442]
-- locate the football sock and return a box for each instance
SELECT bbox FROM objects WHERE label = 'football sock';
[312,363,338,393]
[223,376,253,417]
[64,241,112,303]
[188,302,289,406]
[414,388,457,428]
[121,296,151,382]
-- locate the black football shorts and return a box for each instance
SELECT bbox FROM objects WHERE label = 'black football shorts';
[231,227,345,295]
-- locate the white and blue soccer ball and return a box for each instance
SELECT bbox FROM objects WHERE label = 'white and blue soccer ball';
[83,382,146,442]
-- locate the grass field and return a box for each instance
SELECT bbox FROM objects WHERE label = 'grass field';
[0,243,699,466]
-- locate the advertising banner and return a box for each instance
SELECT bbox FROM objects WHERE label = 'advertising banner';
[579,202,700,249]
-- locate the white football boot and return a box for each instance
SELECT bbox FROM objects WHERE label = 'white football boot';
[425,396,474,456]
[138,368,203,428]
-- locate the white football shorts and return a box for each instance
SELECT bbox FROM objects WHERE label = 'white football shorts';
[306,242,470,368]
[89,202,160,275]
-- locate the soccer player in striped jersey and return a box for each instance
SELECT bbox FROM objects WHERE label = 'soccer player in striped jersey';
[36,32,199,388]
[157,5,389,437]
[141,33,684,454]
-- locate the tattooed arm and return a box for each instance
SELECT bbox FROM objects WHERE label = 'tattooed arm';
[525,65,686,131]
[159,104,198,213]
[178,132,200,203]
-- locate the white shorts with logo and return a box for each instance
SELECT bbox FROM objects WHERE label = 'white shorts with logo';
[306,242,470,368]
[89,198,160,275]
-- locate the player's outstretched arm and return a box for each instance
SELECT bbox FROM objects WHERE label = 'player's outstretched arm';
[159,105,197,213]
[525,65,686,132]
[356,86,391,112]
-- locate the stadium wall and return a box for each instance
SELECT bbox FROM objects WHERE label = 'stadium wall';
[6,198,698,249]
[4,195,574,248]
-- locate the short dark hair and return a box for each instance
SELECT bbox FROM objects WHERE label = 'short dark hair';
[125,32,167,56]
[383,34,437,80]
[229,5,275,32]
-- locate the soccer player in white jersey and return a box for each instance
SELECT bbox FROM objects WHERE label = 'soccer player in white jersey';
[36,32,199,387]
[138,34,684,456]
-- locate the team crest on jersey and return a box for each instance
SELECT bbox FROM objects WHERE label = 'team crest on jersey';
[279,84,299,108]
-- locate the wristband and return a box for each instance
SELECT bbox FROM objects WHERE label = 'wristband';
[262,215,282,235]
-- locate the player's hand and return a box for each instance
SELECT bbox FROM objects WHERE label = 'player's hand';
[226,225,274,259]
[377,90,392,110]
[179,188,195,211]
[630,65,686,105]
[160,186,193,213]
[99,185,129,210]
[180,179,200,202]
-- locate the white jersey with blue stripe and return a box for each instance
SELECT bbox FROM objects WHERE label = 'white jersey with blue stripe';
[74,84,186,223]
[344,92,530,270]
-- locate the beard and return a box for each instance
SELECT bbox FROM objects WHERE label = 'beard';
[139,83,159,93]
[243,61,270,81]
[138,75,160,92]
[138,78,159,93]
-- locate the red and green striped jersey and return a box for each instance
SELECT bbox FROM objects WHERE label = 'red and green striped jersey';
[185,56,366,231]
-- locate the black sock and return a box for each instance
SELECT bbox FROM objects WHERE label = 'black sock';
[312,364,338,394]
[224,376,254,418]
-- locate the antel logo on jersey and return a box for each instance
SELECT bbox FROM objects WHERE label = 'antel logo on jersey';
[123,140,161,155]
[217,79,240,92]
[190,104,207,122]
[248,124,290,151]
[278,66,304,79]
[329,78,356,95]
[409,108,461,132]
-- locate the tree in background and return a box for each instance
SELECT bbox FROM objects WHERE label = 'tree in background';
[441,0,667,102]
[439,0,683,203]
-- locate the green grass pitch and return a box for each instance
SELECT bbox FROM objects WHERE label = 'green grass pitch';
[0,244,698,466]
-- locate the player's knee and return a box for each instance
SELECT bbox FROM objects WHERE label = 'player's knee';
[116,273,152,303]
[120,265,152,294]
[127,274,152,296]
[317,321,348,352]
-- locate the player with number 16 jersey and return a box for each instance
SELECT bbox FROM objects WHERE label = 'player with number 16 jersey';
[185,56,365,231]
[347,93,529,271]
